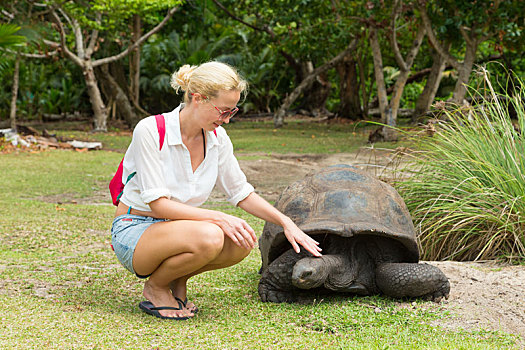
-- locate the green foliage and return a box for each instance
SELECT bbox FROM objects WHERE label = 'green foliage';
[140,25,239,112]
[401,81,425,109]
[0,23,25,48]
[0,59,89,119]
[0,24,26,73]
[1,0,524,123]
[396,71,525,262]
[52,0,183,35]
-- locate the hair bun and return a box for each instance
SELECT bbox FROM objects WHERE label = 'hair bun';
[170,64,196,93]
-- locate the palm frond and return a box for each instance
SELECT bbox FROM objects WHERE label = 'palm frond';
[0,24,26,48]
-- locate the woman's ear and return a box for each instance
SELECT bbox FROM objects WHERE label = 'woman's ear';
[191,92,206,103]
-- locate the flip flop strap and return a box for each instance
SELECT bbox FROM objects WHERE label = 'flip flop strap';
[174,296,188,308]
[150,305,183,311]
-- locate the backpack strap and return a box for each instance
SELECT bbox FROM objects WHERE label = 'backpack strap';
[155,114,166,150]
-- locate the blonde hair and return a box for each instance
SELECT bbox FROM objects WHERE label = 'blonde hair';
[170,61,248,103]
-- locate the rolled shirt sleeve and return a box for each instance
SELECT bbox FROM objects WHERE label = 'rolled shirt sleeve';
[215,128,254,206]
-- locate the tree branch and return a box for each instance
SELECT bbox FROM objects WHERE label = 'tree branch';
[70,16,85,59]
[49,10,83,66]
[389,0,407,71]
[417,1,460,70]
[459,25,474,47]
[3,48,59,58]
[86,12,101,58]
[92,6,179,67]
[403,24,426,69]
[211,0,275,38]
[273,37,359,127]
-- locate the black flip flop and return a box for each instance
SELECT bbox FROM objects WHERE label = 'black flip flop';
[138,301,191,320]
[174,296,199,314]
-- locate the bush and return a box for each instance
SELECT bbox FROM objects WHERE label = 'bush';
[396,70,525,262]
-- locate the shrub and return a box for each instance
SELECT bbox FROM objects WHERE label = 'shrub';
[396,70,525,262]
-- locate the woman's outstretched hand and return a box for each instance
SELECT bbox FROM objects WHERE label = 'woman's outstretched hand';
[237,192,322,256]
[212,212,256,250]
[282,221,322,257]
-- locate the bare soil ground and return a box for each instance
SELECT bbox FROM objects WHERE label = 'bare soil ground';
[229,149,525,342]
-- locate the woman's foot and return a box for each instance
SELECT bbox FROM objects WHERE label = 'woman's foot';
[143,280,194,319]
[169,279,198,314]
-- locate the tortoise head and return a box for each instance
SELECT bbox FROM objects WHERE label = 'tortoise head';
[292,255,347,289]
[292,257,328,289]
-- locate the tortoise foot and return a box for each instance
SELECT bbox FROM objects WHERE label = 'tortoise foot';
[258,282,295,303]
[421,279,450,302]
[375,262,450,302]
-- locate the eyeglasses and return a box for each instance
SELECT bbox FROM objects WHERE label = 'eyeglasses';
[207,99,239,121]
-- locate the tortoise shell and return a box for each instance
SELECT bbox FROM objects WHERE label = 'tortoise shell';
[259,164,419,272]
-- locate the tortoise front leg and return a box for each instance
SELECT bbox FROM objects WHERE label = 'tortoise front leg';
[258,249,309,303]
[375,263,450,302]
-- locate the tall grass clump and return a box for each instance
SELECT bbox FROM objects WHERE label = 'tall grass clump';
[397,69,525,262]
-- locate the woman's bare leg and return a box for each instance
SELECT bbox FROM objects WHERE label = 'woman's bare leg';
[169,234,252,311]
[132,220,225,318]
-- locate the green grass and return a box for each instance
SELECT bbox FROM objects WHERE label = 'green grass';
[48,118,402,154]
[0,146,522,348]
[396,72,525,262]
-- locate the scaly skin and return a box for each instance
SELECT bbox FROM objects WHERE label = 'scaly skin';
[258,250,309,303]
[375,263,450,302]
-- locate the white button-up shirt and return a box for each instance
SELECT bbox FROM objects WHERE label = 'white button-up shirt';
[120,105,254,212]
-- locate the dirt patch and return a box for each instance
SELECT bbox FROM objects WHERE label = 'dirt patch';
[430,261,525,341]
[230,149,525,343]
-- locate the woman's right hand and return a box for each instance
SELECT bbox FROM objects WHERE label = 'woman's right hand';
[210,212,256,250]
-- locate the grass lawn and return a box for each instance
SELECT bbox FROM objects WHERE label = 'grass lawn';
[0,120,520,349]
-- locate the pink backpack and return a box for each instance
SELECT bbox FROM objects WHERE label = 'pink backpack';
[109,114,166,206]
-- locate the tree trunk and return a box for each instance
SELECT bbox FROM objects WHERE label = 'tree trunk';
[129,14,141,106]
[452,41,477,104]
[369,28,389,124]
[299,62,331,116]
[389,24,426,124]
[413,44,449,120]
[9,53,21,132]
[336,54,361,120]
[273,38,359,127]
[98,64,139,127]
[357,53,370,118]
[83,63,108,132]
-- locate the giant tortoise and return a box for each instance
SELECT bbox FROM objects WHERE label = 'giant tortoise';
[258,164,450,303]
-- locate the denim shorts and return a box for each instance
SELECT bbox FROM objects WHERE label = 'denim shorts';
[111,214,167,277]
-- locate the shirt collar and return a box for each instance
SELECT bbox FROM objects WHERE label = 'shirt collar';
[166,104,219,147]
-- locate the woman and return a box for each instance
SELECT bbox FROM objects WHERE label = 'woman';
[111,61,322,320]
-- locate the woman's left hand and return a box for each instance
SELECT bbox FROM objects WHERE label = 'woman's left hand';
[238,192,323,257]
[282,222,322,257]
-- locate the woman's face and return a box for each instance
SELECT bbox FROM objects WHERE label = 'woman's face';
[199,89,241,131]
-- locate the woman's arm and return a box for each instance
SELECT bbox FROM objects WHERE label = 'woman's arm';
[148,197,257,250]
[238,192,322,257]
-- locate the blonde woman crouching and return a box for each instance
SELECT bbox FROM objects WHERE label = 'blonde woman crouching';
[111,61,322,320]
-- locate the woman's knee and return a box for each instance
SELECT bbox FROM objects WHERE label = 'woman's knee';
[214,240,251,267]
[232,245,251,263]
[193,222,224,259]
